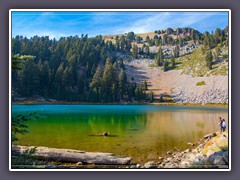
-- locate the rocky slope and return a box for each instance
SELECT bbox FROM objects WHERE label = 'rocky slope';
[121,54,228,104]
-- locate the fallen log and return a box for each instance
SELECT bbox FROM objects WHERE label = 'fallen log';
[12,145,132,165]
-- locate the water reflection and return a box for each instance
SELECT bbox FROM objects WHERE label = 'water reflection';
[13,105,228,163]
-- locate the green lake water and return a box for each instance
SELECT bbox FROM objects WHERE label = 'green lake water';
[12,104,228,163]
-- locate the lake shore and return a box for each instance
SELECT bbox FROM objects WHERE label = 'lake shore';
[12,131,229,169]
[12,100,228,108]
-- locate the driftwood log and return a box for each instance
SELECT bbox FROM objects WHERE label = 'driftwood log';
[12,145,132,165]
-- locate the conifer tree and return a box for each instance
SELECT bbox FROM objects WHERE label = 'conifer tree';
[156,46,164,66]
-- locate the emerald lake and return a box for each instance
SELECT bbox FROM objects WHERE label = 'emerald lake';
[12,104,228,163]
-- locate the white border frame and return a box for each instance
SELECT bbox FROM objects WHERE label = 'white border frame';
[9,9,231,172]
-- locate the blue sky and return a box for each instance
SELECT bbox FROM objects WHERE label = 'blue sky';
[12,11,229,39]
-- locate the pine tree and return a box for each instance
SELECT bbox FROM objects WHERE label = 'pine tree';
[90,66,103,92]
[102,58,115,101]
[119,68,127,99]
[163,61,169,72]
[205,50,213,70]
[171,57,175,69]
[174,46,180,58]
[149,91,154,103]
[143,80,148,90]
[132,45,138,59]
[156,46,164,66]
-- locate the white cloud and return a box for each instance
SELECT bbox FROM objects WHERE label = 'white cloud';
[114,12,219,34]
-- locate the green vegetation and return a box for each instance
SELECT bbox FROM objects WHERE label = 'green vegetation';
[171,57,176,69]
[156,46,164,66]
[12,26,228,102]
[163,61,169,72]
[12,112,40,141]
[12,35,149,103]
[12,147,38,168]
[205,50,213,70]
[149,91,154,103]
[178,43,228,77]
[196,81,206,86]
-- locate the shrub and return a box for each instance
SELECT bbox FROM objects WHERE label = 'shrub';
[196,81,206,86]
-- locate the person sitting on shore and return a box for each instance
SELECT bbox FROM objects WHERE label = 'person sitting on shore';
[222,119,226,132]
[218,117,223,132]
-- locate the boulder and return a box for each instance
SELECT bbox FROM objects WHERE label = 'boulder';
[144,161,157,168]
[213,156,227,165]
[223,151,229,164]
[209,151,228,165]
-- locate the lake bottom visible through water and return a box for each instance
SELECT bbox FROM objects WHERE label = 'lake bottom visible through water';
[13,104,228,163]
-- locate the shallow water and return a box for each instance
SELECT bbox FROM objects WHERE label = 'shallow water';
[12,104,228,163]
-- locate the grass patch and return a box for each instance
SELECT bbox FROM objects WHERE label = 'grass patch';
[210,65,228,76]
[148,63,157,68]
[196,81,206,86]
[179,45,228,77]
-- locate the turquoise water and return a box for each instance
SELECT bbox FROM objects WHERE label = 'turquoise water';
[12,104,228,163]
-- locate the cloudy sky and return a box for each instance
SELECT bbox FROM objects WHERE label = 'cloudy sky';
[12,11,229,39]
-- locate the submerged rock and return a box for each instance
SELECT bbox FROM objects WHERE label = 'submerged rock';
[103,131,109,136]
[167,151,172,155]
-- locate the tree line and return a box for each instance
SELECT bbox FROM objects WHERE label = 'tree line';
[12,35,150,102]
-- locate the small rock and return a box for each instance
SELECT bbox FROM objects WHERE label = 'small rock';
[212,132,217,137]
[180,161,190,168]
[159,157,164,161]
[177,158,181,162]
[174,152,183,158]
[136,164,141,168]
[167,151,172,155]
[184,149,191,153]
[187,142,194,146]
[76,162,83,165]
[144,161,157,168]
[168,163,179,168]
[197,144,205,150]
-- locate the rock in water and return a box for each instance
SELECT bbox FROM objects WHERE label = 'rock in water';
[167,151,172,155]
[103,131,109,136]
